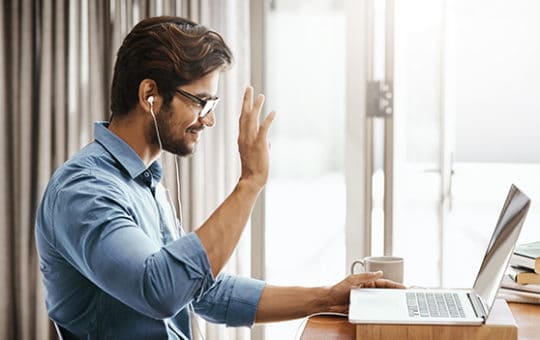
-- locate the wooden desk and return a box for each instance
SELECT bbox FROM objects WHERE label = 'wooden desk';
[508,303,540,340]
[300,302,540,340]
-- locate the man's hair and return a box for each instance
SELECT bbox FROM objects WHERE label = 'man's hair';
[110,16,233,116]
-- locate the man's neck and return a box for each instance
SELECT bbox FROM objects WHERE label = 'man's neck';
[108,110,161,166]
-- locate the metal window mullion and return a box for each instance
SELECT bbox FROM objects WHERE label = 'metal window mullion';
[346,0,370,270]
[439,0,453,288]
[250,1,266,339]
[364,0,375,257]
[383,0,395,256]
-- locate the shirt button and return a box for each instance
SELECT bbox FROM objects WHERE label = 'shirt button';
[144,172,150,178]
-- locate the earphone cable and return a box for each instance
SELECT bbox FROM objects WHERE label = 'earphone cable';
[174,156,205,340]
[174,156,184,226]
[149,103,163,152]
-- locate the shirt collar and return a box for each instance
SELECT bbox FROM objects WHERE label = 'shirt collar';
[94,121,162,182]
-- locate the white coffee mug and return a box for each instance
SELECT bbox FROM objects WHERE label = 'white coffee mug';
[350,256,404,284]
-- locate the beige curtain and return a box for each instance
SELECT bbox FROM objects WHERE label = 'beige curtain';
[0,0,251,339]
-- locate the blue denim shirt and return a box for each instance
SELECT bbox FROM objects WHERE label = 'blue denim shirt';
[35,122,265,339]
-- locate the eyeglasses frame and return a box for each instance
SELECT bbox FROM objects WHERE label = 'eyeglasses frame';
[175,88,220,118]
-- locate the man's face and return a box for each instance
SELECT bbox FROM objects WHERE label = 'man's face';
[152,71,220,156]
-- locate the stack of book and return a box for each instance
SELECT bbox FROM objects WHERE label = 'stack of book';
[498,241,540,304]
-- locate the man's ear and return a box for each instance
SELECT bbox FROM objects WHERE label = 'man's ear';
[138,79,158,113]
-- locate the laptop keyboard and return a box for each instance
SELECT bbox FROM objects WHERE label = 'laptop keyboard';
[406,292,466,318]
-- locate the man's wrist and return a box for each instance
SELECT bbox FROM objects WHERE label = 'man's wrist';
[309,287,331,314]
[236,177,264,196]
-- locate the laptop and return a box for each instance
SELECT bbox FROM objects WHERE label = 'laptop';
[349,184,531,325]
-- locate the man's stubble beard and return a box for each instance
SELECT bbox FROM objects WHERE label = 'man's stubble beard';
[149,106,195,157]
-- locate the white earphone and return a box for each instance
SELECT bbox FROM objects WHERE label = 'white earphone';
[147,95,163,152]
[147,96,156,116]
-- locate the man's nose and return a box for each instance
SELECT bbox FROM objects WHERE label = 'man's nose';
[199,110,215,127]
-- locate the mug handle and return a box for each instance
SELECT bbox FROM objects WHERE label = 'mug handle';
[350,260,365,275]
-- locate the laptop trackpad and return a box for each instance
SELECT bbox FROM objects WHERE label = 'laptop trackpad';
[349,288,407,322]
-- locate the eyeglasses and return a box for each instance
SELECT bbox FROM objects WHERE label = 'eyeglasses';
[175,88,220,118]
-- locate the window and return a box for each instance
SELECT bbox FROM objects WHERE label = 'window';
[253,1,540,339]
[264,0,346,338]
[393,0,540,288]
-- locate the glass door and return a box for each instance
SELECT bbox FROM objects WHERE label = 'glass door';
[393,0,446,287]
[393,0,540,288]
[252,1,540,339]
[440,0,540,287]
[263,1,347,339]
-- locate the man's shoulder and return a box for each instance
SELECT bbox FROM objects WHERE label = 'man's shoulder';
[47,142,125,194]
[57,142,118,178]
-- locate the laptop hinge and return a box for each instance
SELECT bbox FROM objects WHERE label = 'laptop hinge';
[467,292,488,319]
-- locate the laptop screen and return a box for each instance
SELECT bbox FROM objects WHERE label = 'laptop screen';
[472,184,531,314]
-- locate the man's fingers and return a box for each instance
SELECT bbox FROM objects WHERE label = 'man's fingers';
[349,271,406,289]
[240,87,267,134]
[374,279,406,289]
[350,271,384,285]
[242,86,253,113]
[258,111,276,139]
[245,94,265,132]
[239,86,253,131]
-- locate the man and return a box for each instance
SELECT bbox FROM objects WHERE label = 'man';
[35,16,403,339]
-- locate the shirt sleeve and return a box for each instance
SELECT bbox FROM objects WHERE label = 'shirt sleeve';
[192,274,265,327]
[48,171,215,319]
